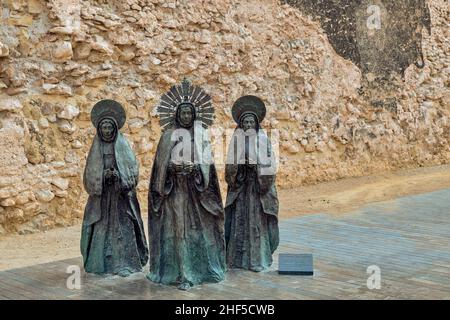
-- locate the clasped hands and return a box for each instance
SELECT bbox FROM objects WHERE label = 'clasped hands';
[169,161,199,175]
[104,167,119,184]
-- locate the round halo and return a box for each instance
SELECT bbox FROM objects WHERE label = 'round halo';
[91,99,126,130]
[232,95,266,124]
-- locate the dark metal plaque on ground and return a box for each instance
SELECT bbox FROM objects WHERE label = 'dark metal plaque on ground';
[278,253,314,275]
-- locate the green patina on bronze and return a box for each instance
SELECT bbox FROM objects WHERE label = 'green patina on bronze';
[225,96,279,272]
[81,100,148,277]
[147,80,226,291]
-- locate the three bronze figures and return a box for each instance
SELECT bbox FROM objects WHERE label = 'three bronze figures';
[81,79,279,290]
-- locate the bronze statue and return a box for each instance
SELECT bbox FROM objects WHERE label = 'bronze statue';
[225,96,279,272]
[81,99,148,277]
[147,79,226,290]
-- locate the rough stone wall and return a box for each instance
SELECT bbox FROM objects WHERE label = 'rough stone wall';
[283,0,433,78]
[0,0,449,234]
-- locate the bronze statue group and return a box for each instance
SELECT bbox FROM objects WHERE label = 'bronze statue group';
[81,79,279,291]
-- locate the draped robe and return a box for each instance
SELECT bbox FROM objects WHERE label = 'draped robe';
[81,132,148,275]
[225,128,279,271]
[147,127,226,286]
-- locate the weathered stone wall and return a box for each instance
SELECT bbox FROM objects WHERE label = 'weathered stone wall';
[0,0,449,234]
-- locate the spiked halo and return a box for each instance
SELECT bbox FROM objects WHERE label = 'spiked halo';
[156,79,215,131]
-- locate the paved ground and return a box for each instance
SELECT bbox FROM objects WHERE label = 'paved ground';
[0,189,449,299]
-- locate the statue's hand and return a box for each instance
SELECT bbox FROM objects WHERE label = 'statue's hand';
[111,169,119,181]
[169,162,183,173]
[104,169,113,180]
[104,168,119,185]
[175,163,184,173]
[184,162,195,173]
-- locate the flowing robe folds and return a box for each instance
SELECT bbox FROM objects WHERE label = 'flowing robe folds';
[81,133,148,275]
[225,128,279,271]
[147,127,226,286]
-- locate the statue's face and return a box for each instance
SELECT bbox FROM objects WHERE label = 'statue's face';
[178,105,194,128]
[242,115,256,131]
[99,119,116,141]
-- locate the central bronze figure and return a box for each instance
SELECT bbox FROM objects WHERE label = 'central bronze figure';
[147,79,226,290]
